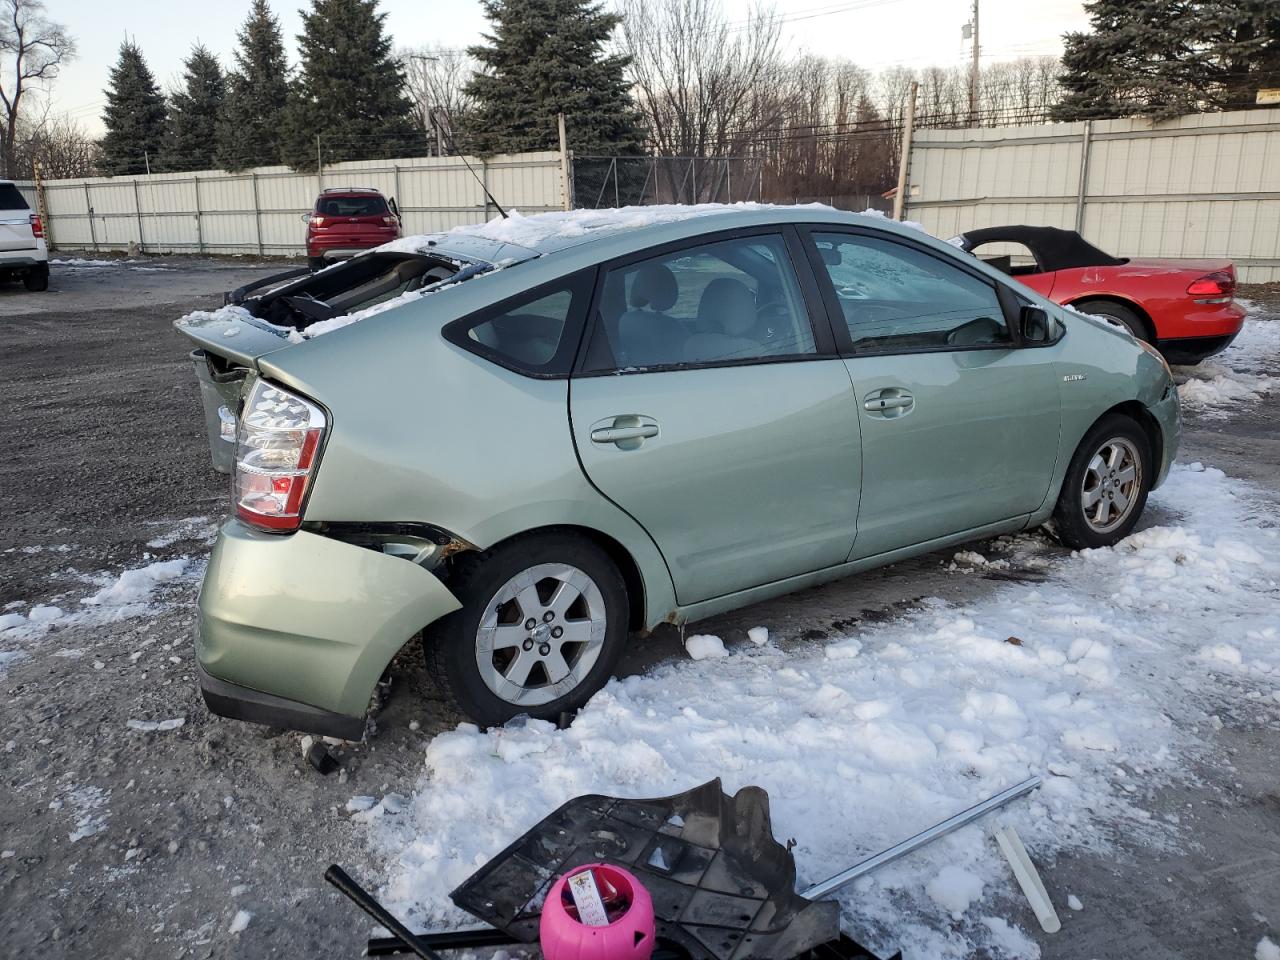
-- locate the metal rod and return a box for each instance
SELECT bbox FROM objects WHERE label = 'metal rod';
[800,775,1041,901]
[323,865,445,960]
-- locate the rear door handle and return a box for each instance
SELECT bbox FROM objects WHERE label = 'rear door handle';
[589,415,660,448]
[862,389,915,417]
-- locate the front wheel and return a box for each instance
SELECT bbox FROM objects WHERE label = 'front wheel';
[1051,414,1152,549]
[425,533,629,727]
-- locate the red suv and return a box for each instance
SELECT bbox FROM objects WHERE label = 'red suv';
[305,187,401,270]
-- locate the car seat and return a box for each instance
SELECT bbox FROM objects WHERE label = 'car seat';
[684,278,762,363]
[614,264,685,367]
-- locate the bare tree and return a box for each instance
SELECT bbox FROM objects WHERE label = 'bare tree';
[399,45,477,154]
[12,108,96,178]
[0,0,75,177]
[620,0,787,160]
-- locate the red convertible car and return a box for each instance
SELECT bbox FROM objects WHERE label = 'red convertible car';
[953,226,1244,365]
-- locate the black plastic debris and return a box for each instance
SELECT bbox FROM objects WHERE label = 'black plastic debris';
[306,741,340,775]
[450,778,850,960]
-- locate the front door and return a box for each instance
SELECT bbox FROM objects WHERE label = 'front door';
[806,229,1062,559]
[570,231,862,605]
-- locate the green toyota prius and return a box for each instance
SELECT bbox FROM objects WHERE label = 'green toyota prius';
[176,205,1180,738]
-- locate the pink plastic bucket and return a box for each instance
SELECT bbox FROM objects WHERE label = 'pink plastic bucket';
[539,864,656,960]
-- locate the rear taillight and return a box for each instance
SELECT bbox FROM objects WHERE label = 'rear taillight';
[309,215,325,227]
[233,379,326,532]
[30,213,43,238]
[382,215,398,226]
[1186,269,1235,302]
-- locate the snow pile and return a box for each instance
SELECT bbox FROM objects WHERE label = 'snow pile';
[1175,302,1279,415]
[370,462,1279,959]
[0,557,194,645]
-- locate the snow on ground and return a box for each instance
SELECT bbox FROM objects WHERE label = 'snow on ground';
[0,556,195,645]
[369,462,1279,959]
[1175,300,1279,415]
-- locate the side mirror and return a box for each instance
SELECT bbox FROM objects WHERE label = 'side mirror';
[300,212,313,223]
[1019,305,1055,344]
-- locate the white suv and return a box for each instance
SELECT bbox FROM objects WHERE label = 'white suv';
[0,180,48,292]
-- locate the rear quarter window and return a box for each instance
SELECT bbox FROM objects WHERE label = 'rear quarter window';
[0,184,30,211]
[443,269,595,378]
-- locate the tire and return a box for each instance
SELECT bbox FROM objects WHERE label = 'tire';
[425,533,629,727]
[23,265,49,292]
[307,256,326,271]
[1076,300,1148,342]
[1051,414,1152,550]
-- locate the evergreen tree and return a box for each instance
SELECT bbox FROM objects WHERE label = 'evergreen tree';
[217,0,291,170]
[100,41,168,175]
[465,0,645,157]
[280,0,420,169]
[1055,0,1280,120]
[165,45,226,172]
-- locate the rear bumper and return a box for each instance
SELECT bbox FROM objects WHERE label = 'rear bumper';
[306,236,397,259]
[196,520,461,735]
[1157,333,1240,365]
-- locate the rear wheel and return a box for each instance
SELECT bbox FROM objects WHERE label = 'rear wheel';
[1075,299,1148,342]
[425,533,629,727]
[1051,414,1152,549]
[23,264,48,292]
[307,256,326,271]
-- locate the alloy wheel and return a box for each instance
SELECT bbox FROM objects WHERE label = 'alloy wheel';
[475,563,608,707]
[1081,437,1142,534]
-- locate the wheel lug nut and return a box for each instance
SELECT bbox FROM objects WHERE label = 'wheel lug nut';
[538,643,551,656]
[551,626,563,639]
[543,611,555,622]
[524,618,536,630]
[522,639,534,651]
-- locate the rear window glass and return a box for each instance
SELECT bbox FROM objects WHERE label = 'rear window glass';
[0,184,30,211]
[316,195,388,216]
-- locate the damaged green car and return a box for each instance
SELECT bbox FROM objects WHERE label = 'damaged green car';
[177,205,1180,738]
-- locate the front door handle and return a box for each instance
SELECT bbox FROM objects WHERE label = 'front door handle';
[862,389,915,417]
[589,415,660,449]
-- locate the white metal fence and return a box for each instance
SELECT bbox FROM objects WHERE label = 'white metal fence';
[903,107,1280,283]
[13,151,564,257]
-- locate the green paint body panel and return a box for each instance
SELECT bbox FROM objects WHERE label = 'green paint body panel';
[569,360,861,605]
[197,520,461,718]
[180,207,1182,732]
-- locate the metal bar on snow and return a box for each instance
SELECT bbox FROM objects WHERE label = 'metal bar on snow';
[800,775,1041,900]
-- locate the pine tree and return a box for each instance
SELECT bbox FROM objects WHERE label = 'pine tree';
[165,45,226,172]
[217,0,291,170]
[1055,0,1280,120]
[100,41,168,176]
[465,0,645,157]
[280,0,420,170]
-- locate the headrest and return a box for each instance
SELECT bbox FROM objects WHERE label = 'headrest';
[629,264,678,312]
[696,278,756,336]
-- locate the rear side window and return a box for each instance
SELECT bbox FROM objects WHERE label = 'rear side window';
[0,183,30,211]
[443,270,594,377]
[316,195,387,216]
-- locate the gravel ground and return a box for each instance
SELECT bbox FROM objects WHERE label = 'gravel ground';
[0,259,1277,959]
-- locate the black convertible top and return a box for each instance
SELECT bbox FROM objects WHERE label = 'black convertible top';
[958,225,1127,273]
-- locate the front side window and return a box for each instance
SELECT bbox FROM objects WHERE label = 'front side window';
[813,233,1011,353]
[444,271,591,376]
[590,234,816,370]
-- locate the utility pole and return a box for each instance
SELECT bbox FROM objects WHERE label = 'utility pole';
[557,112,572,211]
[966,0,980,123]
[894,82,918,222]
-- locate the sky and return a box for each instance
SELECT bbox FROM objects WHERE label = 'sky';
[38,0,1090,136]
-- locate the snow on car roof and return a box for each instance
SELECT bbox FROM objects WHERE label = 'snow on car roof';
[383,201,902,263]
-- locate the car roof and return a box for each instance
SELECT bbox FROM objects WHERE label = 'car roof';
[385,203,936,269]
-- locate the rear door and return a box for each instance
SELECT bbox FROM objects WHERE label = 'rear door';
[569,228,862,606]
[0,183,35,253]
[804,228,1062,560]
